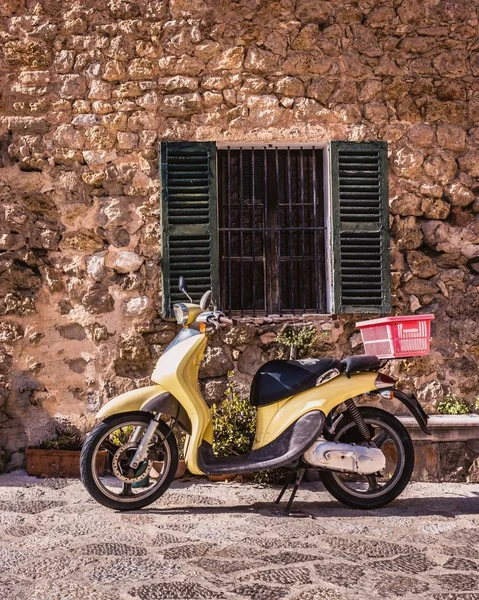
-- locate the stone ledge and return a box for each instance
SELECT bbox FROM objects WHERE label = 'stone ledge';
[397,415,479,482]
[399,414,479,443]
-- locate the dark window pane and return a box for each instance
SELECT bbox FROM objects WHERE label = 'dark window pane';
[218,147,326,315]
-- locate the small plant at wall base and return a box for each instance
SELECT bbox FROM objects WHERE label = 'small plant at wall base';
[275,325,318,360]
[26,421,106,478]
[35,423,84,451]
[437,394,478,415]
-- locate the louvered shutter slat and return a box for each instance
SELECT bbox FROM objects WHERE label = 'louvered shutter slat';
[331,141,390,314]
[160,141,219,317]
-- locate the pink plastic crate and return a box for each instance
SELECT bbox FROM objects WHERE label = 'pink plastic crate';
[356,314,434,359]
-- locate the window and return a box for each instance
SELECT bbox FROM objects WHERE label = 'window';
[217,147,326,315]
[160,141,390,318]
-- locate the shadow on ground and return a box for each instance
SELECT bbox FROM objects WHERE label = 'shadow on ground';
[138,493,479,518]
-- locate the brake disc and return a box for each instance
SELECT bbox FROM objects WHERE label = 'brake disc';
[111,442,153,484]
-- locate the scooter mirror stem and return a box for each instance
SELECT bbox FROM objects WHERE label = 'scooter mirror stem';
[178,275,193,303]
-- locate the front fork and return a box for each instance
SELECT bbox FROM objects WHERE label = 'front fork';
[128,414,162,469]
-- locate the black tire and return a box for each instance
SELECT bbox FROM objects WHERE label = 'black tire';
[320,407,414,510]
[80,412,178,511]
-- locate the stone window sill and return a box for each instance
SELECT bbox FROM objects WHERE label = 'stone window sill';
[230,313,336,325]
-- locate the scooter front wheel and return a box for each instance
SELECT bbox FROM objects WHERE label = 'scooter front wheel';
[80,412,178,511]
[320,407,414,510]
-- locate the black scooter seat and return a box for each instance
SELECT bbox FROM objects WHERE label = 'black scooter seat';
[250,358,344,407]
[341,355,380,377]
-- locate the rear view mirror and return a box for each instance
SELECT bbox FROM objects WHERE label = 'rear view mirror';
[178,276,187,294]
[178,276,192,303]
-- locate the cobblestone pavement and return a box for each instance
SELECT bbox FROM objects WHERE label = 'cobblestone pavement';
[0,472,478,600]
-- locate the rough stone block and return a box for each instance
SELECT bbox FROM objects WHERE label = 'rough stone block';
[411,441,439,481]
[437,124,466,151]
[128,58,157,80]
[59,74,86,100]
[88,80,111,101]
[117,132,138,150]
[162,93,202,117]
[123,296,150,316]
[208,47,244,71]
[4,39,52,69]
[158,76,198,93]
[83,150,117,165]
[82,284,114,314]
[7,117,49,134]
[439,442,474,482]
[103,60,126,82]
[107,250,144,274]
[200,345,234,378]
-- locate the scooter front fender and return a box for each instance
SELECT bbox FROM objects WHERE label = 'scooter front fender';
[96,385,167,420]
[95,385,158,416]
[96,385,192,432]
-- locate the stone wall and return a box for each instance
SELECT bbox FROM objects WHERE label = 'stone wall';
[413,440,479,483]
[401,415,479,482]
[1,0,479,471]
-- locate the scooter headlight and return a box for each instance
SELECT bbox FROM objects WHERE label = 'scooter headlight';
[173,303,189,325]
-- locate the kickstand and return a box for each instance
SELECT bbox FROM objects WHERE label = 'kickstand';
[274,470,296,505]
[274,468,306,515]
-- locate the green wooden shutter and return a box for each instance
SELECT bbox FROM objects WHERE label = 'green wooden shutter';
[330,141,390,314]
[160,141,219,317]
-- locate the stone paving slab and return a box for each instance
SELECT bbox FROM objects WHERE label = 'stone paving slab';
[0,471,478,600]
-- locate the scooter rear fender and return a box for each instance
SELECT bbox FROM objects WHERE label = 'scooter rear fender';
[392,389,430,435]
[368,373,430,434]
[327,387,431,436]
[95,385,191,433]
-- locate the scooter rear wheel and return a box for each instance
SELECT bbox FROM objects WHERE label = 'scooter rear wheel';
[320,407,414,510]
[80,412,178,511]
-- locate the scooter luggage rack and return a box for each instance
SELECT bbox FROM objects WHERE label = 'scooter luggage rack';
[356,314,434,359]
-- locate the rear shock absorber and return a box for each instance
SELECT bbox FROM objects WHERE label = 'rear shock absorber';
[345,399,371,442]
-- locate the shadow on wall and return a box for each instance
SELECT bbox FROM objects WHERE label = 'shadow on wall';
[0,369,51,473]
[0,133,12,168]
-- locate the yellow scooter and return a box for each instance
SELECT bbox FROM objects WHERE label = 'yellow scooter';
[80,278,430,512]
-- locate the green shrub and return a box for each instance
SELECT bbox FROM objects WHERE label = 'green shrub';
[437,394,473,415]
[275,325,317,359]
[253,468,288,484]
[211,380,288,484]
[211,382,256,457]
[110,425,134,447]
